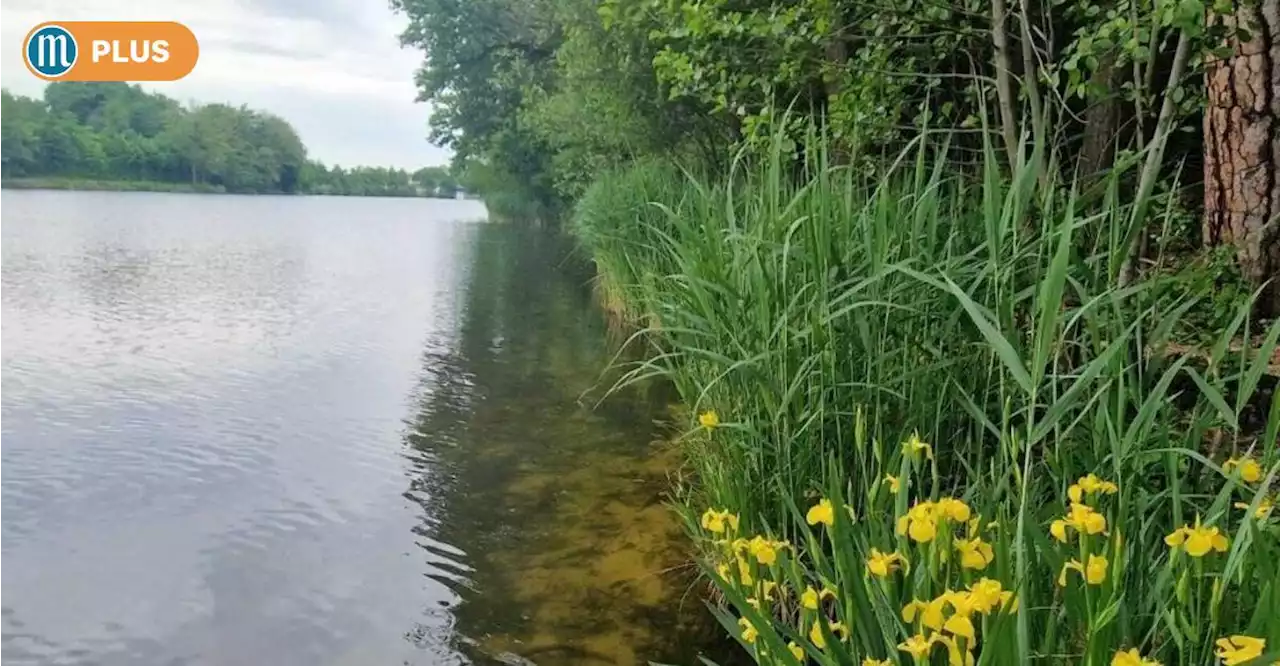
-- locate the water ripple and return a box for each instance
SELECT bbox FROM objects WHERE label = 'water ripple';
[2,191,486,666]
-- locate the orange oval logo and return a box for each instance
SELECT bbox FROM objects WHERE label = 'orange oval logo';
[23,21,198,82]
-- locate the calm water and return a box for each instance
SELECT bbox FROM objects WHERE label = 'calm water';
[1,190,722,666]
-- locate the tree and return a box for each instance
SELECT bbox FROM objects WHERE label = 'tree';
[3,84,430,196]
[1203,0,1279,314]
[392,0,565,215]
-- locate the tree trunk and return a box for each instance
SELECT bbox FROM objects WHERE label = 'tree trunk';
[991,0,1021,171]
[1203,0,1280,314]
[1079,58,1119,180]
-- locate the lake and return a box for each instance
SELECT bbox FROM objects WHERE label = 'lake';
[0,190,725,666]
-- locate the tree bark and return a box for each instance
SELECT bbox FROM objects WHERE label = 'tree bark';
[1204,0,1280,314]
[991,0,1021,171]
[1079,58,1119,180]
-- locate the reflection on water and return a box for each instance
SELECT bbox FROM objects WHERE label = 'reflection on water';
[1,190,727,666]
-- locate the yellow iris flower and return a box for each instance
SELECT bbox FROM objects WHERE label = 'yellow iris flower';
[954,537,995,570]
[788,641,805,661]
[897,501,939,543]
[1214,635,1265,666]
[808,620,847,649]
[897,633,936,658]
[800,585,835,610]
[883,474,901,494]
[966,578,1017,613]
[866,548,908,577]
[700,508,739,534]
[1068,474,1119,504]
[1165,516,1229,557]
[1234,495,1275,519]
[1050,502,1108,542]
[902,597,947,631]
[1058,554,1108,586]
[1223,456,1263,484]
[896,497,972,543]
[936,497,972,522]
[738,616,757,644]
[806,498,835,527]
[747,535,787,565]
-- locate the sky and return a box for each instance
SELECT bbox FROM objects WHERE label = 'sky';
[0,0,451,169]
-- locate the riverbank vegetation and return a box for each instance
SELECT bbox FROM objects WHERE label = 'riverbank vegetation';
[1,84,462,197]
[387,0,1280,663]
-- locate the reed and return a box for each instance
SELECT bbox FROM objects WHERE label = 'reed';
[573,128,1279,665]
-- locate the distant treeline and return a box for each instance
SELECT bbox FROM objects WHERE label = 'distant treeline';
[1,83,461,198]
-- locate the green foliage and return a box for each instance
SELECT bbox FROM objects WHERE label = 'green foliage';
[394,0,728,219]
[392,0,566,213]
[1,83,457,198]
[579,131,1278,664]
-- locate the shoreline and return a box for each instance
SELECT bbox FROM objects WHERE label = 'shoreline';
[1,177,467,199]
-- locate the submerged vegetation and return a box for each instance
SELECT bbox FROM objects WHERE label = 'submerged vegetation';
[390,0,1280,662]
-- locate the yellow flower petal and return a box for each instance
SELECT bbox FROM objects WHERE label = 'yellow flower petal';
[747,535,778,565]
[944,615,976,641]
[867,548,906,577]
[909,516,938,543]
[1240,459,1262,483]
[808,621,826,650]
[901,599,923,623]
[806,499,835,527]
[897,633,935,658]
[1083,510,1107,535]
[1085,554,1108,585]
[921,597,946,631]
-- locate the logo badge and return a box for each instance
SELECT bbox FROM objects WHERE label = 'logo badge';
[25,24,77,78]
[22,21,198,82]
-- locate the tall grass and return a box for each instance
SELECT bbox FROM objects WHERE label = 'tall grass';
[574,131,1279,665]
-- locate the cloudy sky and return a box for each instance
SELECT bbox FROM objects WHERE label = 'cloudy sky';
[1,0,451,169]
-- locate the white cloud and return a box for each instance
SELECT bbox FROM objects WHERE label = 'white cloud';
[0,0,451,169]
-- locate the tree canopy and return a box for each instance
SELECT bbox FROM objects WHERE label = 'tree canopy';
[1,83,459,198]
[394,0,1240,209]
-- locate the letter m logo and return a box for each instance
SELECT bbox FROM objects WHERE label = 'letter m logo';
[25,25,77,78]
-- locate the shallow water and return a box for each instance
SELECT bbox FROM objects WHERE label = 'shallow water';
[1,190,726,666]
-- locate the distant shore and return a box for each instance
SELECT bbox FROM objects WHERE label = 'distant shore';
[2,177,227,194]
[1,177,468,199]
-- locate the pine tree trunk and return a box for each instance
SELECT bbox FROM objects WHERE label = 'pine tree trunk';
[1203,0,1280,314]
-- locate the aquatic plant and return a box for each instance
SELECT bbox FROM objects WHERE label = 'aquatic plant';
[577,129,1280,663]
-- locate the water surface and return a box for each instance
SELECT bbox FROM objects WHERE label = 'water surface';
[1,190,722,666]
